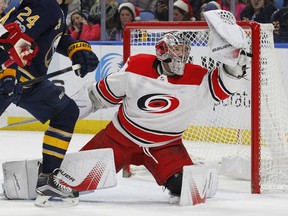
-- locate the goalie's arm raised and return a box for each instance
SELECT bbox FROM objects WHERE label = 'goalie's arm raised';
[203,10,251,95]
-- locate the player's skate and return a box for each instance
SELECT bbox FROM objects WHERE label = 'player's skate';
[35,168,79,207]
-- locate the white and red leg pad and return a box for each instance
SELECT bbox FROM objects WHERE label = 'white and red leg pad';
[2,148,117,200]
[179,164,218,206]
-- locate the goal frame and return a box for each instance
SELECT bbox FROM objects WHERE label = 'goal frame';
[123,21,261,194]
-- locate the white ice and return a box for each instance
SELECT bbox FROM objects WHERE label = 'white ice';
[1,130,288,216]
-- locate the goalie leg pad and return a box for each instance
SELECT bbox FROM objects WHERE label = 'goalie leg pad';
[59,148,117,192]
[2,159,40,199]
[179,164,218,206]
[2,148,117,200]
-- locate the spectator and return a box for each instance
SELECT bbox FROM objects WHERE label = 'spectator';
[122,0,158,13]
[240,0,277,23]
[81,0,95,12]
[189,0,204,21]
[200,0,221,21]
[0,0,9,19]
[69,11,101,41]
[174,0,196,21]
[89,0,119,35]
[222,0,246,20]
[155,0,170,21]
[66,0,81,26]
[155,0,201,21]
[271,7,288,43]
[109,2,140,41]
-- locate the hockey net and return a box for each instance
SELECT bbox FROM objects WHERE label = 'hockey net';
[123,20,288,193]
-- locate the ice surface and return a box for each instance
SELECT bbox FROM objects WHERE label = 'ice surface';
[1,131,288,216]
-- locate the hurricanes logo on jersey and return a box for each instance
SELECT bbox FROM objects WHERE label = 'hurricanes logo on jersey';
[137,94,179,114]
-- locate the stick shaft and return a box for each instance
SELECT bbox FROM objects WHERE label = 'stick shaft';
[21,64,80,87]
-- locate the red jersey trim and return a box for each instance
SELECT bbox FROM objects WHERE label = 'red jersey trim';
[208,68,231,101]
[117,105,183,144]
[96,77,122,104]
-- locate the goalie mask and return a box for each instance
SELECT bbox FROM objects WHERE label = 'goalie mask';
[155,31,191,76]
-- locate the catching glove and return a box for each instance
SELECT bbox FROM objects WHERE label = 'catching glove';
[0,68,23,101]
[0,23,38,68]
[68,41,99,78]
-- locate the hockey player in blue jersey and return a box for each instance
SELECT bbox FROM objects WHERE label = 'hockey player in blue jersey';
[0,0,99,207]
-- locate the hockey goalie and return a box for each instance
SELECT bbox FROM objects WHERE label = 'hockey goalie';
[2,10,250,206]
[73,10,250,205]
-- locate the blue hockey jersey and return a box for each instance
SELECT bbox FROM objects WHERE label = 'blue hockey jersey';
[5,0,76,82]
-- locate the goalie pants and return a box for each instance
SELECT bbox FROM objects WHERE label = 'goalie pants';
[80,122,193,185]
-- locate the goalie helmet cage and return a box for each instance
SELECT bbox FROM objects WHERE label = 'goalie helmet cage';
[123,21,288,194]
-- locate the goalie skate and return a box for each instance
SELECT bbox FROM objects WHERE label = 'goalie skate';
[35,169,79,207]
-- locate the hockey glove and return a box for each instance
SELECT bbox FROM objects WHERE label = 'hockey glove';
[68,41,99,78]
[0,23,38,68]
[223,50,251,79]
[0,68,23,101]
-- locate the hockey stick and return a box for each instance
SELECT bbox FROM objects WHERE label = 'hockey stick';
[0,118,38,129]
[0,64,81,129]
[20,64,81,87]
[0,7,15,25]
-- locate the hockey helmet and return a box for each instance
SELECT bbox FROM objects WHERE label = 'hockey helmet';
[155,31,191,76]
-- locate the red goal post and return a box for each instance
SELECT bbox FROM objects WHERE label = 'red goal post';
[122,21,287,194]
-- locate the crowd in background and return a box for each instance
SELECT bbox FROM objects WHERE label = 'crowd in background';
[1,0,288,42]
[68,0,287,42]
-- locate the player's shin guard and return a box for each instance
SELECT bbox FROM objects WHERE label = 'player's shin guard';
[179,164,218,206]
[42,99,79,173]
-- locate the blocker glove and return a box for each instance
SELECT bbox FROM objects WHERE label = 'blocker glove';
[0,68,23,101]
[68,41,99,78]
[0,23,38,68]
[223,50,251,79]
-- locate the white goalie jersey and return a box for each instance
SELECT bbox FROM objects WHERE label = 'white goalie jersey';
[90,54,244,147]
